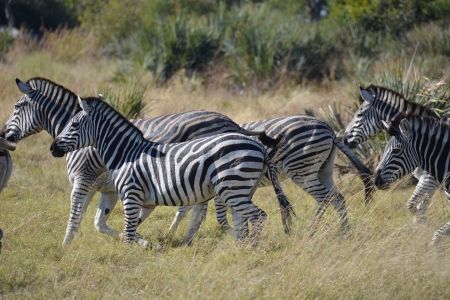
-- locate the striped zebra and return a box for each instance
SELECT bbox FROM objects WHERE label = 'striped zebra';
[50,96,288,246]
[375,115,450,245]
[2,77,292,245]
[344,85,440,223]
[166,115,374,237]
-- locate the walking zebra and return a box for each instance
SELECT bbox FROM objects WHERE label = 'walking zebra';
[344,85,440,222]
[375,115,450,245]
[167,115,374,237]
[2,77,292,245]
[51,96,287,246]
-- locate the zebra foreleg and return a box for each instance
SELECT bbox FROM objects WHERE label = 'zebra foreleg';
[122,194,149,248]
[63,182,97,246]
[407,171,438,224]
[181,202,209,246]
[94,191,120,238]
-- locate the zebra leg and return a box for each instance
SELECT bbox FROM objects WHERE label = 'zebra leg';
[169,205,194,234]
[231,209,249,240]
[317,155,349,232]
[94,191,121,239]
[224,196,266,246]
[122,194,149,248]
[432,191,450,246]
[432,221,450,246]
[181,203,209,246]
[214,197,231,230]
[407,170,438,224]
[63,181,96,246]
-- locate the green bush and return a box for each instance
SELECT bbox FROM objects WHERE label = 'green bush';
[101,78,150,119]
[0,31,14,60]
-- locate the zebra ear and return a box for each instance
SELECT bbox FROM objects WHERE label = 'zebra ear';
[399,118,412,139]
[77,95,94,114]
[360,86,375,103]
[16,78,33,96]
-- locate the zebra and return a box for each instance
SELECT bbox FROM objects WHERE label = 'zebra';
[164,115,374,237]
[50,95,289,247]
[2,77,293,245]
[344,84,441,223]
[375,114,450,245]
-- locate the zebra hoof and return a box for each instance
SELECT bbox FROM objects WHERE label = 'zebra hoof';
[413,216,427,224]
[137,238,150,249]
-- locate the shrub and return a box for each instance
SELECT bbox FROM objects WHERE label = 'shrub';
[0,31,14,60]
[101,78,150,119]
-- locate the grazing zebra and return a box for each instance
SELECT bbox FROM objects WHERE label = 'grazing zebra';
[344,85,440,222]
[2,77,292,245]
[51,96,289,247]
[167,115,374,237]
[375,115,450,245]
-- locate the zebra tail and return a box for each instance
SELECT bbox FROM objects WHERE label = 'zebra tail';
[264,133,295,234]
[333,138,375,205]
[239,128,279,148]
[266,159,296,234]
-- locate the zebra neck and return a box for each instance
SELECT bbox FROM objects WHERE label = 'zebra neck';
[414,125,449,184]
[94,118,151,171]
[36,93,80,139]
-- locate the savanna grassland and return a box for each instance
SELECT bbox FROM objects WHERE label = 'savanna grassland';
[1,0,450,299]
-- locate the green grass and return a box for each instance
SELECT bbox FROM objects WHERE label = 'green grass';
[0,134,449,299]
[0,28,449,299]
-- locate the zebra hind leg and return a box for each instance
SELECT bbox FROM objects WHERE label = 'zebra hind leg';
[181,202,209,246]
[63,182,96,246]
[169,205,193,234]
[432,221,450,246]
[407,172,438,224]
[318,146,349,233]
[214,197,231,231]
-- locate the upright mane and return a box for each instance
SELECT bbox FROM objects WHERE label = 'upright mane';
[367,84,439,119]
[26,77,80,106]
[83,96,145,140]
[388,113,450,137]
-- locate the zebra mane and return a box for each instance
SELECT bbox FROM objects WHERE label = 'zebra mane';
[367,84,439,119]
[26,77,79,106]
[388,113,449,137]
[83,96,145,140]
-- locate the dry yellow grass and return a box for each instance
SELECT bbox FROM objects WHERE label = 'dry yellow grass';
[0,41,449,299]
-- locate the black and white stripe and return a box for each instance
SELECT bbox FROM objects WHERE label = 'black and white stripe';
[51,96,289,246]
[169,115,373,237]
[344,85,440,222]
[3,78,293,245]
[375,115,450,245]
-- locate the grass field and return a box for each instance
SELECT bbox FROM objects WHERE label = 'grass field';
[0,40,450,299]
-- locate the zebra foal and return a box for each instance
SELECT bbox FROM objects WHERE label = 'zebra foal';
[51,96,289,246]
[344,85,441,222]
[375,115,450,245]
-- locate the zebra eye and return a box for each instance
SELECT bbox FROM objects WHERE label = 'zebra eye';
[72,122,80,129]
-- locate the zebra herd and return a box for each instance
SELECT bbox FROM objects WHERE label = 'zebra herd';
[0,77,449,249]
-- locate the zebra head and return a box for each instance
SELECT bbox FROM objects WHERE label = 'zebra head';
[344,85,384,149]
[51,96,94,157]
[374,118,418,189]
[2,79,43,145]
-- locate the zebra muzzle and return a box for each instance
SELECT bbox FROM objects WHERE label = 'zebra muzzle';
[50,139,66,157]
[0,137,16,151]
